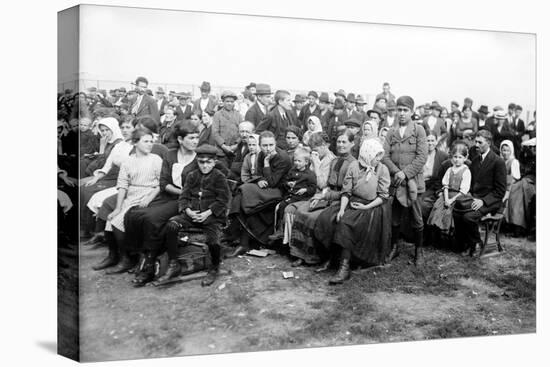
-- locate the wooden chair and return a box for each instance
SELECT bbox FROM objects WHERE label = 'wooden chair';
[478,202,506,257]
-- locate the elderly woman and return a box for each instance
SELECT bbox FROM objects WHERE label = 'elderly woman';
[228,131,292,256]
[313,139,391,284]
[285,130,356,267]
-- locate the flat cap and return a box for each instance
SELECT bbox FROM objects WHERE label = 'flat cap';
[307,90,319,99]
[396,96,415,111]
[196,144,218,157]
[221,90,238,100]
[344,118,361,128]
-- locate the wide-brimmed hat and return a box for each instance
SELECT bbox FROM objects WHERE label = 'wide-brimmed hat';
[335,89,346,98]
[430,102,443,112]
[333,98,345,110]
[319,92,330,103]
[366,108,383,118]
[477,105,489,115]
[346,93,356,103]
[356,95,367,105]
[156,87,165,94]
[254,83,272,95]
[293,94,306,103]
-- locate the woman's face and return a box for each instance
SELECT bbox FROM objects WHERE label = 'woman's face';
[201,113,212,126]
[178,133,199,151]
[189,114,201,127]
[370,151,384,166]
[135,134,154,154]
[336,134,353,155]
[120,122,135,141]
[286,132,300,149]
[452,113,460,122]
[308,119,316,131]
[426,134,437,152]
[463,108,472,118]
[441,109,448,119]
[165,109,175,121]
[501,145,512,160]
[362,124,373,137]
[99,125,113,140]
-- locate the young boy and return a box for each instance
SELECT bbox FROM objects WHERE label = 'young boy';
[163,144,231,286]
[268,147,317,241]
[240,134,261,183]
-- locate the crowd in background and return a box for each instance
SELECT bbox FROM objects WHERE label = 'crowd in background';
[57,77,536,286]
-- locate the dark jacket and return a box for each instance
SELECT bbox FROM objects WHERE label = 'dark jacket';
[131,94,160,124]
[178,168,230,223]
[255,147,292,188]
[256,108,299,150]
[282,167,317,199]
[318,109,334,132]
[422,116,447,138]
[244,101,268,127]
[299,104,322,130]
[192,96,218,116]
[469,149,507,214]
[229,141,249,181]
[175,105,193,121]
[79,130,99,156]
[425,149,448,193]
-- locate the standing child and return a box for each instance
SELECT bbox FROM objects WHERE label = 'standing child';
[427,143,471,233]
[269,147,317,241]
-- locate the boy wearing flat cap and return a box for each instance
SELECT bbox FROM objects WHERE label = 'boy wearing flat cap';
[164,144,231,286]
[382,96,428,266]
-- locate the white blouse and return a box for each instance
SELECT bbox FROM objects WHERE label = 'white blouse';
[94,141,133,176]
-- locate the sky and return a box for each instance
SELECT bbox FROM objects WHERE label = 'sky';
[64,4,536,114]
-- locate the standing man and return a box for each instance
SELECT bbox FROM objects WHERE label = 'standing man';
[355,95,368,122]
[376,82,396,103]
[174,92,193,121]
[477,105,490,130]
[130,76,160,125]
[155,87,168,116]
[327,97,347,153]
[299,91,321,130]
[453,130,506,255]
[422,102,447,138]
[256,89,297,150]
[212,91,244,166]
[292,94,306,122]
[318,92,334,132]
[341,93,362,121]
[245,83,272,127]
[382,96,428,266]
[386,100,397,128]
[193,81,218,116]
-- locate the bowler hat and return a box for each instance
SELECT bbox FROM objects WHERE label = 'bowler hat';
[196,144,218,158]
[346,93,356,103]
[356,95,367,105]
[307,90,319,99]
[293,94,306,103]
[333,98,345,110]
[156,87,165,94]
[344,118,361,128]
[221,90,238,101]
[366,108,382,118]
[254,83,272,95]
[477,105,489,115]
[246,82,256,89]
[430,102,443,112]
[200,81,211,92]
[335,89,347,98]
[319,92,330,103]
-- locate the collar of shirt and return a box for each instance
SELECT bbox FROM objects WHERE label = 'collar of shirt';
[481,150,489,162]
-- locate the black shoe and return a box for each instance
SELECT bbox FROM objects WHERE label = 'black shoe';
[92,253,118,271]
[315,259,331,273]
[227,245,249,258]
[468,243,478,257]
[201,268,219,287]
[132,254,156,287]
[328,259,350,285]
[156,260,181,283]
[82,233,105,247]
[105,255,135,274]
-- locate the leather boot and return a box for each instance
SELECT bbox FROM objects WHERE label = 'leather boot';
[83,233,105,247]
[156,260,181,283]
[201,267,219,287]
[385,225,401,264]
[106,252,135,274]
[92,242,118,271]
[133,253,156,287]
[328,258,350,285]
[412,229,424,266]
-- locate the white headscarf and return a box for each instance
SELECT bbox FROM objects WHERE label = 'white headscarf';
[358,138,385,181]
[307,116,323,133]
[97,117,124,143]
[500,139,515,162]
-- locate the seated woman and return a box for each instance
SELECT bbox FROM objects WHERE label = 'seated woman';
[92,128,163,275]
[302,116,323,146]
[228,131,292,256]
[285,125,303,161]
[284,130,354,267]
[80,117,130,240]
[313,139,391,284]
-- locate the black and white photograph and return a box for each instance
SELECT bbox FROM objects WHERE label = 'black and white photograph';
[54,3,541,363]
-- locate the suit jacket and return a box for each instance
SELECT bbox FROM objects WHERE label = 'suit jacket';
[256,107,298,150]
[469,150,507,214]
[244,101,268,127]
[157,98,168,115]
[382,121,428,193]
[132,94,160,124]
[510,118,525,136]
[340,109,363,122]
[422,116,447,138]
[193,96,218,116]
[175,104,193,121]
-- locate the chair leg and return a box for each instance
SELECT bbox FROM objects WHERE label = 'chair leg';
[479,222,489,258]
[496,219,504,252]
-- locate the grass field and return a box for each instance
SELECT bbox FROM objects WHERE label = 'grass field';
[70,234,536,362]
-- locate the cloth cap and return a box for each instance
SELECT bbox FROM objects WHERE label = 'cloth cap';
[319,92,330,103]
[307,90,319,99]
[196,144,218,158]
[200,81,211,92]
[343,118,361,128]
[396,96,415,111]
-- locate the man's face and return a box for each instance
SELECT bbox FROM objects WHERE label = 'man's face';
[474,136,490,154]
[260,137,276,155]
[369,112,381,124]
[345,101,355,110]
[431,108,440,117]
[79,119,91,132]
[239,125,253,140]
[319,101,329,111]
[478,112,487,120]
[397,106,413,126]
[279,95,292,111]
[201,90,209,98]
[136,81,147,95]
[223,98,236,111]
[334,108,343,116]
[116,90,123,98]
[197,157,216,175]
[295,101,304,111]
[383,84,390,93]
[155,92,164,100]
[514,109,522,118]
[387,109,396,117]
[307,96,316,106]
[286,132,300,149]
[249,87,257,95]
[258,94,271,106]
[346,126,360,136]
[376,100,387,110]
[426,135,436,152]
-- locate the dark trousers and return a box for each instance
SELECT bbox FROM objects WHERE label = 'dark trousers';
[166,214,222,267]
[452,209,483,250]
[392,197,424,231]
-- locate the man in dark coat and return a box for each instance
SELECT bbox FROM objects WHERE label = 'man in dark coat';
[155,87,168,116]
[382,96,428,266]
[317,92,334,132]
[292,94,306,122]
[340,93,363,122]
[452,130,506,255]
[193,81,218,116]
[244,83,272,127]
[256,90,298,150]
[422,102,447,138]
[129,76,160,125]
[375,82,396,103]
[174,92,194,121]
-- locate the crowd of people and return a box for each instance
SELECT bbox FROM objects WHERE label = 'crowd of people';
[57,77,536,287]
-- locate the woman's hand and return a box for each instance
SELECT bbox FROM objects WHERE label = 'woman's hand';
[350,202,368,210]
[257,180,268,188]
[84,176,99,187]
[185,208,200,220]
[310,151,321,167]
[107,208,121,221]
[444,199,452,208]
[309,199,319,209]
[336,209,346,222]
[138,195,154,208]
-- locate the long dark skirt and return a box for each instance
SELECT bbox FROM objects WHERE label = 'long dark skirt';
[123,193,178,253]
[314,201,392,266]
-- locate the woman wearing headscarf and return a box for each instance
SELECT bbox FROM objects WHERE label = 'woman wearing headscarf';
[302,116,323,146]
[79,117,130,239]
[313,139,391,284]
